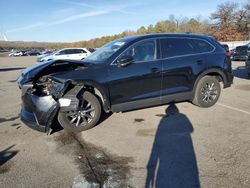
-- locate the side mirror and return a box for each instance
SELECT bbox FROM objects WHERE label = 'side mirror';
[117,56,133,67]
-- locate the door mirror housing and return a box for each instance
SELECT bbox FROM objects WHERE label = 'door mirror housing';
[117,56,133,67]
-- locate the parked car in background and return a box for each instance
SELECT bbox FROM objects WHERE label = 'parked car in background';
[17,33,233,133]
[42,50,54,55]
[232,45,250,61]
[25,50,41,56]
[8,52,15,56]
[37,48,91,62]
[222,44,229,52]
[37,50,55,61]
[246,56,250,77]
[9,51,23,56]
[88,48,96,53]
[0,47,8,52]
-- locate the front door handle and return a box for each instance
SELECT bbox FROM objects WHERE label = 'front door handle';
[151,67,160,73]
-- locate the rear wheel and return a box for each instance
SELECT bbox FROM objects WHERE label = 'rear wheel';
[58,91,101,132]
[192,76,221,108]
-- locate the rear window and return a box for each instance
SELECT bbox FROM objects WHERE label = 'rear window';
[236,46,248,51]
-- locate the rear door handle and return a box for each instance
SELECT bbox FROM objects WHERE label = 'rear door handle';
[196,60,204,65]
[151,67,160,73]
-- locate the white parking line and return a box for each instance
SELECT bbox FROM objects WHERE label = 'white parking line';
[217,103,250,115]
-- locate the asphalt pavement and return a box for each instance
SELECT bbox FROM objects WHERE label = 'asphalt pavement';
[0,56,250,188]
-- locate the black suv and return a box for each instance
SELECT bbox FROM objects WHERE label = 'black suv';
[17,34,233,133]
[232,45,250,61]
[246,56,250,77]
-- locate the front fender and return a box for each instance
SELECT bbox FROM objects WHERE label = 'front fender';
[73,80,111,112]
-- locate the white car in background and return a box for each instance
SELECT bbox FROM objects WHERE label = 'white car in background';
[9,51,23,57]
[37,48,91,62]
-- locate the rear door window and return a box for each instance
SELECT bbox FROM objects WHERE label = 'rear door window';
[69,49,79,54]
[62,49,74,55]
[160,38,196,58]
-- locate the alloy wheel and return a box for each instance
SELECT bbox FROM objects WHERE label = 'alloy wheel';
[200,82,218,103]
[66,101,95,127]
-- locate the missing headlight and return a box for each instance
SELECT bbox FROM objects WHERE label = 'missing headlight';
[35,77,65,96]
[47,79,64,94]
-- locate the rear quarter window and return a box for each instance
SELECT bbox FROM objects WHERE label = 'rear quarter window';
[192,39,215,53]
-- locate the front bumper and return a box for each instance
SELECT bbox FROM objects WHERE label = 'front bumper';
[36,58,44,63]
[20,92,58,132]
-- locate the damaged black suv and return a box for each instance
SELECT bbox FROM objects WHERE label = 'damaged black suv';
[17,34,233,133]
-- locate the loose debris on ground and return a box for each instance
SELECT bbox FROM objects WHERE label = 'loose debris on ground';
[54,131,134,188]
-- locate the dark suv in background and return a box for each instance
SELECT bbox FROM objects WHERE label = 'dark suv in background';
[17,34,233,133]
[246,56,250,77]
[232,45,250,61]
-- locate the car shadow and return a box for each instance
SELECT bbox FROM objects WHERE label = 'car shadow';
[50,112,113,135]
[0,145,19,166]
[0,116,20,124]
[145,103,200,188]
[233,66,249,80]
[0,67,25,72]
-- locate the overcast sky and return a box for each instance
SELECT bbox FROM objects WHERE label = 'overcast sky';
[0,0,247,42]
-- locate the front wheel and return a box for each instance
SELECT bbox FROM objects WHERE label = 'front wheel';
[58,91,102,133]
[192,76,221,108]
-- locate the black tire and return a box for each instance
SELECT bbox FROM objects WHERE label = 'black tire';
[192,76,221,108]
[58,91,102,133]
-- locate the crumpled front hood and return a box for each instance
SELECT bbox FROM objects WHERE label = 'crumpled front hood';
[17,59,89,85]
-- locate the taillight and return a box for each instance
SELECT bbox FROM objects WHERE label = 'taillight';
[226,52,231,57]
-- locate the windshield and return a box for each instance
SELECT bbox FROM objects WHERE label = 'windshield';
[85,39,127,62]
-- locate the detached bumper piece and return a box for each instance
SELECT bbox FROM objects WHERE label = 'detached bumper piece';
[20,93,58,132]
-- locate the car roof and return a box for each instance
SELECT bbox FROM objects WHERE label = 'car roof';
[60,48,87,50]
[119,33,213,42]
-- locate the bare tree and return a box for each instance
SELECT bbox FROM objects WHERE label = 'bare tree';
[211,2,239,26]
[210,1,250,41]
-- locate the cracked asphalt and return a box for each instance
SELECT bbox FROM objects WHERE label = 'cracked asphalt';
[0,56,250,188]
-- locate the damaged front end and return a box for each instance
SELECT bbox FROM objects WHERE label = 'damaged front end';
[17,60,86,133]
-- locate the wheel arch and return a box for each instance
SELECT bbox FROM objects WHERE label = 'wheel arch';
[192,68,226,96]
[65,80,111,113]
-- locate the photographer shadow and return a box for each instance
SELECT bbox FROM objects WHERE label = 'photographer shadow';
[146,104,200,188]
